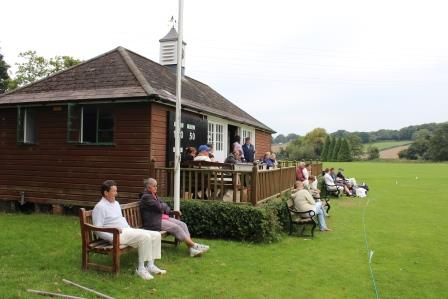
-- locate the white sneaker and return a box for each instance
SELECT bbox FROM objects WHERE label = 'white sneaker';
[147,264,167,275]
[189,247,202,257]
[194,243,209,252]
[136,268,154,280]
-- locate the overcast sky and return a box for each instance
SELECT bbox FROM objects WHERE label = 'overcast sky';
[1,0,447,135]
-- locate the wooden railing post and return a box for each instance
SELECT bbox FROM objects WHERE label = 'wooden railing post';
[251,163,258,205]
[149,159,156,178]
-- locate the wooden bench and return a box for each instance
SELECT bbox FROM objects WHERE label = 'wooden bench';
[79,201,179,274]
[320,179,341,199]
[286,200,317,237]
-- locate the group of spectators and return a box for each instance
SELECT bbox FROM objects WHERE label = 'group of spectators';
[181,135,257,165]
[92,179,210,281]
[323,167,356,197]
[291,163,367,232]
[180,135,282,170]
[291,162,331,232]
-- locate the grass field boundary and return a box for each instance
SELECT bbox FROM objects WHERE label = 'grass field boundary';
[362,197,380,299]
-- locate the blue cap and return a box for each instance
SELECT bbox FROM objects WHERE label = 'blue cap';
[198,145,210,152]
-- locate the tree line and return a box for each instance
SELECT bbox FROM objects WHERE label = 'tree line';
[277,124,448,162]
[274,122,446,145]
[276,128,371,161]
[398,124,448,161]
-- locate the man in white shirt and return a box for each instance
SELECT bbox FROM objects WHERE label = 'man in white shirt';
[92,180,165,280]
[194,145,212,162]
[323,168,345,195]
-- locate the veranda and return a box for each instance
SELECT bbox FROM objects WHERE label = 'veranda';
[150,160,322,205]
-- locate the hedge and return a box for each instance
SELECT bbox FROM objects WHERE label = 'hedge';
[164,199,282,243]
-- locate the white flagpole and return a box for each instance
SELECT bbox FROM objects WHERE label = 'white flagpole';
[174,0,184,212]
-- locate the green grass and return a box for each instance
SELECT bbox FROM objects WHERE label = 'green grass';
[363,140,412,152]
[1,162,448,298]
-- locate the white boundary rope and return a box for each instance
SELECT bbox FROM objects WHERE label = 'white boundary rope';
[362,197,380,299]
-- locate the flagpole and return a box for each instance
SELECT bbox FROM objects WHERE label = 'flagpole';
[173,0,184,212]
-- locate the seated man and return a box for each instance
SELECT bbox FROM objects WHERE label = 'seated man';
[140,178,209,257]
[92,180,165,280]
[291,181,331,232]
[323,168,345,196]
[194,145,212,162]
[224,149,242,164]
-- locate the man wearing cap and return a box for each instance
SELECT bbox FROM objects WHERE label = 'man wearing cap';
[194,145,212,162]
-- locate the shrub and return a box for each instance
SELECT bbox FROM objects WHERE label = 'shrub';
[262,196,290,232]
[367,146,380,160]
[164,199,282,242]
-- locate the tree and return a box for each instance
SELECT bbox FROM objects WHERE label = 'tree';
[8,50,82,89]
[331,138,342,161]
[285,137,315,160]
[367,146,380,160]
[327,137,336,161]
[286,133,299,142]
[0,49,10,93]
[346,133,363,160]
[273,134,287,144]
[428,124,448,161]
[303,128,327,158]
[321,135,331,161]
[357,132,370,143]
[337,138,352,162]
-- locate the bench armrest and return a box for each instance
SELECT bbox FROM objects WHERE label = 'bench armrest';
[172,211,182,220]
[288,208,316,218]
[82,223,121,234]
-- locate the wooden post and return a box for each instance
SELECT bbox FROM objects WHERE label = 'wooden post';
[251,164,258,205]
[149,159,156,178]
[52,204,64,215]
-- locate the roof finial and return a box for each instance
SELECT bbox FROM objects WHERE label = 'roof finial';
[169,16,177,29]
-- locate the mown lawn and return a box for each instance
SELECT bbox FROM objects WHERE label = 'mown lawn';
[0,162,447,298]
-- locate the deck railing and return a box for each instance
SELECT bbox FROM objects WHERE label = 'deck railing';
[277,160,323,177]
[150,160,297,205]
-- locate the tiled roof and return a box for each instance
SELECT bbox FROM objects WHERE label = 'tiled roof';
[0,47,274,132]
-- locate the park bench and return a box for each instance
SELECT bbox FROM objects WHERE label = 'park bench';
[320,179,341,199]
[79,201,180,274]
[285,200,317,237]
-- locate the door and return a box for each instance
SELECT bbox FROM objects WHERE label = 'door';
[208,121,227,162]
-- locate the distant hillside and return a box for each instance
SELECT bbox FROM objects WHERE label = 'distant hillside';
[380,145,411,159]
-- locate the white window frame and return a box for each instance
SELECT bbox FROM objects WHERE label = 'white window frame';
[17,107,37,144]
[208,121,224,152]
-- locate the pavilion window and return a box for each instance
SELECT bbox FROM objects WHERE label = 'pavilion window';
[67,104,114,144]
[17,107,37,144]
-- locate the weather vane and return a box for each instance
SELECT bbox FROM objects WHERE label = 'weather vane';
[169,16,177,29]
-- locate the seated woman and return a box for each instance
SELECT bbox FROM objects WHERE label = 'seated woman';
[262,152,275,169]
[304,175,320,199]
[181,147,197,164]
[140,178,209,257]
[270,153,278,168]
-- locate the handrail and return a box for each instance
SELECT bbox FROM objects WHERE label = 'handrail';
[152,164,296,205]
